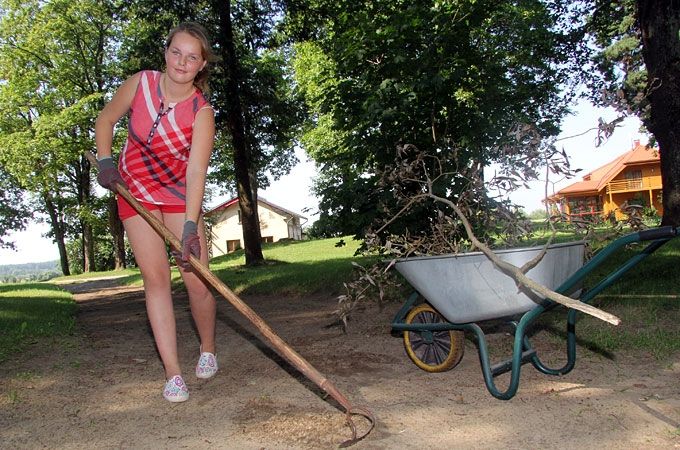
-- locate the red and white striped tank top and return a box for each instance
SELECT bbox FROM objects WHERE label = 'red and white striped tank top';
[119,70,212,206]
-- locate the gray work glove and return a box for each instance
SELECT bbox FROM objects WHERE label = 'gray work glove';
[96,157,125,191]
[174,220,200,269]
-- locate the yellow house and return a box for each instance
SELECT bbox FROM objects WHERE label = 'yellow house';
[547,141,662,221]
[204,197,307,256]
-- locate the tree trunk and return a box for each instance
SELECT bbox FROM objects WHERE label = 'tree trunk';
[44,193,70,276]
[108,195,126,269]
[213,0,264,265]
[80,155,95,271]
[636,0,680,226]
[82,220,94,272]
[93,152,126,270]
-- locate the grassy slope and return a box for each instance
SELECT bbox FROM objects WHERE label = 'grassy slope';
[0,283,77,363]
[538,236,680,359]
[2,234,679,363]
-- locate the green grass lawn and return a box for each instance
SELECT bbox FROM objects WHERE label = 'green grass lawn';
[0,283,77,363]
[49,236,369,296]
[207,236,369,295]
[1,233,679,365]
[0,236,367,364]
[50,268,139,283]
[537,235,680,360]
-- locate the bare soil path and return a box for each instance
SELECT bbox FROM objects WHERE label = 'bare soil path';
[2,277,680,449]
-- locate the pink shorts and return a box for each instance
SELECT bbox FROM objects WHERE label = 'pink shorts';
[117,196,185,221]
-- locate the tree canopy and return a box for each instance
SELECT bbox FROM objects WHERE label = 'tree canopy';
[0,0,124,273]
[1,0,678,272]
[0,167,30,249]
[587,0,680,225]
[0,0,306,270]
[292,0,588,237]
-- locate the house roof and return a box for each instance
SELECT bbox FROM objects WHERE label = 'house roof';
[204,197,307,220]
[551,142,659,198]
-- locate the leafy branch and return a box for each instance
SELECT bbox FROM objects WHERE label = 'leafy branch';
[385,149,619,324]
[337,136,623,329]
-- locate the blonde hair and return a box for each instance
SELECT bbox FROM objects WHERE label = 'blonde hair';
[165,22,216,95]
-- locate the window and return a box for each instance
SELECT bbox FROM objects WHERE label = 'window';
[567,196,601,216]
[227,240,241,253]
[625,170,642,189]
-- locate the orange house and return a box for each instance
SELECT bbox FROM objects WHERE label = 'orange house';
[547,141,662,221]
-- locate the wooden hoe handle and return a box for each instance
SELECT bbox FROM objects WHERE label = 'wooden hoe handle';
[86,151,374,446]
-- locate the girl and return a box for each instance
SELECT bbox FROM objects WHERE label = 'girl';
[95,22,218,402]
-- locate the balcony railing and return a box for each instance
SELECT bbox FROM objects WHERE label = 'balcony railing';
[567,210,602,217]
[606,178,662,194]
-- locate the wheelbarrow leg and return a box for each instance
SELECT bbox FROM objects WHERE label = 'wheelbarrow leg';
[525,312,577,376]
[471,305,571,400]
[467,320,530,400]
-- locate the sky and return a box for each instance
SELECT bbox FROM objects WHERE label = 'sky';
[0,100,646,265]
[508,101,647,212]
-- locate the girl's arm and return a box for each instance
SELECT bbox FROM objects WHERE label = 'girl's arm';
[95,72,141,160]
[184,106,216,224]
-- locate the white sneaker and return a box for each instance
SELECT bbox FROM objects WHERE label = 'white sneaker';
[195,350,218,379]
[163,375,189,402]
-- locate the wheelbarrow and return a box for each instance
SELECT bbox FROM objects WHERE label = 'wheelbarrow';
[391,226,678,400]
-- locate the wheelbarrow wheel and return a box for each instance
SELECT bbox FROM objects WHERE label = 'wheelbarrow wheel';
[403,304,464,373]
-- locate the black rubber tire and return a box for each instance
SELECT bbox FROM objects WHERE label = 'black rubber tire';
[403,304,465,372]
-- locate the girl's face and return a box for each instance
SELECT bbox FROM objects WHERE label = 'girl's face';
[165,31,207,85]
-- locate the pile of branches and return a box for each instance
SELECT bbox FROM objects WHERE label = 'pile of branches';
[336,134,626,331]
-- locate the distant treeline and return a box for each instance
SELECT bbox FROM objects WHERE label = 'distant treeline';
[0,261,61,283]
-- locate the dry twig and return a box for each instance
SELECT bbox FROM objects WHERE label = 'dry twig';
[338,138,622,327]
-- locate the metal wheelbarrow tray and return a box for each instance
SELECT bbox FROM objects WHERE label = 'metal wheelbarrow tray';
[391,226,679,400]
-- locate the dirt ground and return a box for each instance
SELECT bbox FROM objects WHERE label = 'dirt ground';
[1,276,680,449]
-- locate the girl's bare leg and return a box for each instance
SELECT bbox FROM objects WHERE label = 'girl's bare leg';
[163,213,217,355]
[123,212,180,378]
